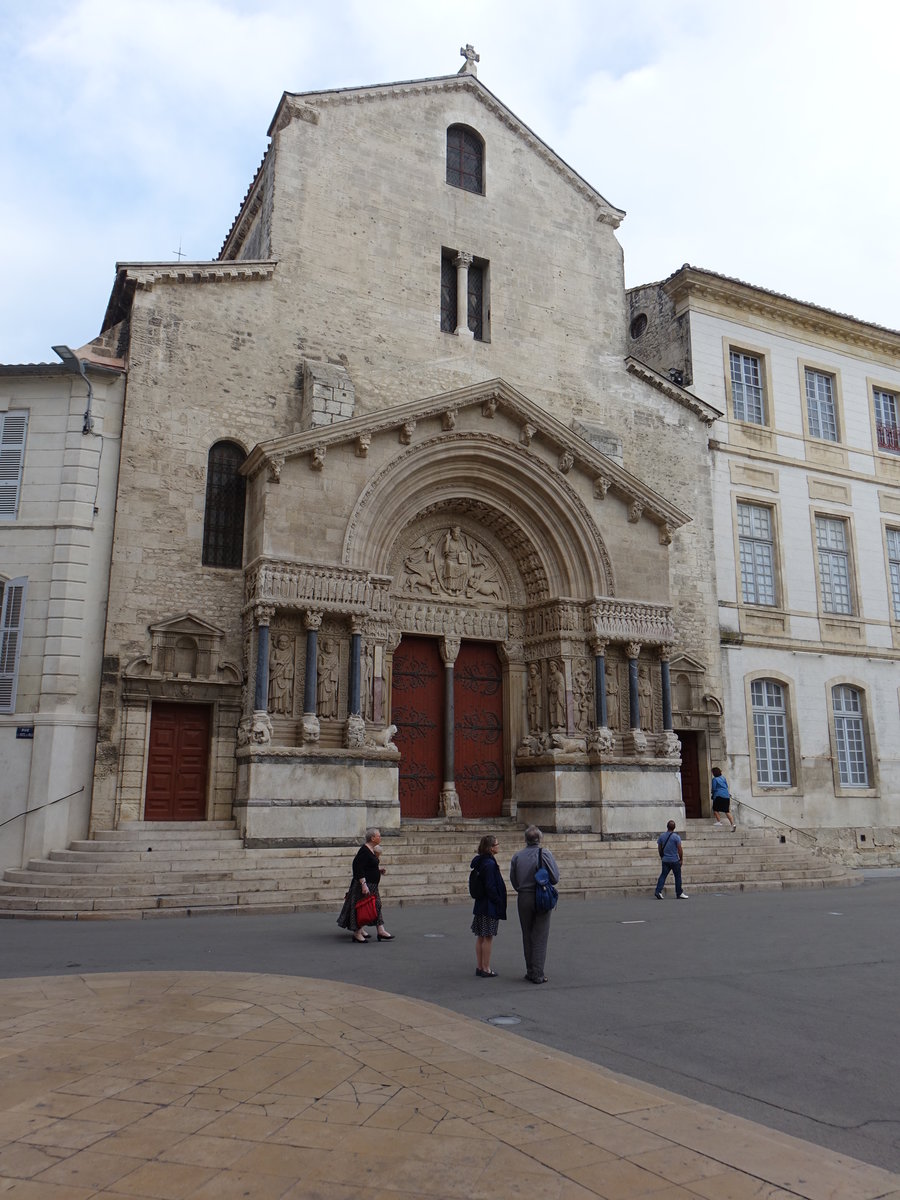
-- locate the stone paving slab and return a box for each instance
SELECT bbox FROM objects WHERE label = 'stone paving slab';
[0,972,897,1200]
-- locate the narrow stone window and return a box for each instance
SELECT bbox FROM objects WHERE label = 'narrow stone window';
[441,249,489,342]
[0,575,27,713]
[0,410,28,520]
[446,125,484,194]
[202,441,246,569]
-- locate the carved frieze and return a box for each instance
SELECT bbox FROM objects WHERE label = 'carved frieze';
[245,559,392,617]
[587,598,675,646]
[394,600,509,642]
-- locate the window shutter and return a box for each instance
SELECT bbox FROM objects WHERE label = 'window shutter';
[0,411,28,519]
[0,576,27,712]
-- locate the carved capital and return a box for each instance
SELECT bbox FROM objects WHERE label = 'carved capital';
[590,637,609,656]
[628,499,644,523]
[304,610,323,631]
[400,420,416,445]
[439,787,463,818]
[311,445,326,471]
[254,603,275,627]
[440,636,461,665]
[658,644,672,663]
[385,628,403,654]
[350,616,368,635]
[558,451,574,474]
[520,422,536,446]
[356,433,371,458]
[453,251,474,270]
[625,641,642,660]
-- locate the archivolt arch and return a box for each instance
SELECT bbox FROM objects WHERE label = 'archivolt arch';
[342,434,615,599]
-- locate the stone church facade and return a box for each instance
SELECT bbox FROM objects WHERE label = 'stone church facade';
[90,58,724,845]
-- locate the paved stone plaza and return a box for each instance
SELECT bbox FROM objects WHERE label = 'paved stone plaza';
[1,878,900,1195]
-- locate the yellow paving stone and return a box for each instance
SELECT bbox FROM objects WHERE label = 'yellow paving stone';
[19,1118,113,1152]
[230,1140,333,1178]
[687,1170,803,1199]
[188,1168,299,1199]
[0,1140,71,1178]
[196,1108,290,1141]
[30,1147,144,1190]
[113,1082,195,1106]
[65,1097,158,1129]
[105,1158,219,1198]
[55,1075,137,1099]
[239,1092,313,1120]
[567,1154,676,1196]
[0,1179,98,1199]
[87,1125,190,1160]
[630,1144,736,1186]
[156,1133,258,1168]
[525,1133,617,1172]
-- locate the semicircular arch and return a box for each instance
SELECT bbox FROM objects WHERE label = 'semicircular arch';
[342,434,615,599]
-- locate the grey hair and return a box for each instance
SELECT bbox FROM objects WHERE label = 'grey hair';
[524,825,542,846]
[365,827,381,843]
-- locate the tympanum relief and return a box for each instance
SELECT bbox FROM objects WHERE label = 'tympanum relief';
[399,526,505,603]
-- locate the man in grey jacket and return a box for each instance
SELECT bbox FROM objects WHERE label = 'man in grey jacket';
[509,826,560,984]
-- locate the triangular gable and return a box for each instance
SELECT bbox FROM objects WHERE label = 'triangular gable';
[267,74,624,228]
[669,653,707,674]
[242,377,690,534]
[148,614,226,638]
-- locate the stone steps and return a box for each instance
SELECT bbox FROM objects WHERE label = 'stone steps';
[0,818,859,919]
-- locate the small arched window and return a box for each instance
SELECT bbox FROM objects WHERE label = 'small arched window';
[446,125,484,194]
[202,441,246,569]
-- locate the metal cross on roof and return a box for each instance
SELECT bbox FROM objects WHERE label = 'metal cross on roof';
[458,44,480,76]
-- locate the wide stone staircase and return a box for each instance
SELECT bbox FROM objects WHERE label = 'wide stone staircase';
[0,817,859,920]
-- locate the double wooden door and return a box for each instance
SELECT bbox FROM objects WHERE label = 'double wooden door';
[677,729,702,819]
[392,636,504,819]
[145,702,211,821]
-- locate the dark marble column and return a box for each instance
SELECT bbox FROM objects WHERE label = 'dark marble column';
[660,647,673,732]
[349,630,362,716]
[591,637,608,727]
[253,605,274,712]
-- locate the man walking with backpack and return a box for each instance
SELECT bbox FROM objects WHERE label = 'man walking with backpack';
[655,819,688,899]
[509,826,560,984]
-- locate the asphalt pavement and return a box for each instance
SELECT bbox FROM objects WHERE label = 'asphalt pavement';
[3,873,899,1174]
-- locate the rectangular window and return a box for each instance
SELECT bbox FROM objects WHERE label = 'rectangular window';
[440,253,457,333]
[730,350,765,425]
[816,516,852,614]
[0,411,28,519]
[805,369,838,441]
[0,576,27,713]
[737,503,776,605]
[874,388,900,453]
[832,685,868,787]
[467,261,484,341]
[751,679,791,785]
[887,528,900,621]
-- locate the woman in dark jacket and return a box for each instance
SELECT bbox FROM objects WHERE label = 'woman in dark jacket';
[470,834,507,977]
[336,827,394,943]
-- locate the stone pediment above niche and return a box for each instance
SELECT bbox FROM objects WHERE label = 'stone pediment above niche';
[393,521,510,606]
[123,613,241,684]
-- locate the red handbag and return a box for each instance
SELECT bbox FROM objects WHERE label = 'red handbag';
[355,892,378,926]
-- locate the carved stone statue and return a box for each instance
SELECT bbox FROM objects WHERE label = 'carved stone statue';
[573,659,593,731]
[317,638,340,719]
[638,664,653,732]
[526,661,543,732]
[547,659,567,731]
[268,634,294,715]
[437,525,471,595]
[361,642,374,722]
[402,537,439,596]
[606,666,621,731]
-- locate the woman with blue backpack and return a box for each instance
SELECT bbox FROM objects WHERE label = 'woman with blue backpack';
[469,834,507,978]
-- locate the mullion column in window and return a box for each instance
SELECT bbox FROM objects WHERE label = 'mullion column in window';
[453,252,474,339]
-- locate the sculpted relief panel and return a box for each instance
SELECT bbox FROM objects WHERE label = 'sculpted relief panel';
[398,525,506,603]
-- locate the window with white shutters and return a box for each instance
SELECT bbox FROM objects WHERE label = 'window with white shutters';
[0,576,27,713]
[0,411,28,519]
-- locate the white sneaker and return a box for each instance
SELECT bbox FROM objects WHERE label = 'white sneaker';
[677,893,689,900]
[713,823,724,829]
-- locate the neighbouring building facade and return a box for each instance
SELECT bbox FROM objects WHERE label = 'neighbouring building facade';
[0,347,125,871]
[629,266,900,849]
[82,57,725,848]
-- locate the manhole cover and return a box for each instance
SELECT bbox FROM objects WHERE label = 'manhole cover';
[486,1015,521,1026]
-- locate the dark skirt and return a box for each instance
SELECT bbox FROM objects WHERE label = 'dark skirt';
[337,878,383,931]
[712,797,731,813]
[471,914,500,937]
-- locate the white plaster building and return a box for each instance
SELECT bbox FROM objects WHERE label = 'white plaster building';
[0,346,125,870]
[629,267,900,849]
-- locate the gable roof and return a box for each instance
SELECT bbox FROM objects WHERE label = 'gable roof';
[242,376,690,534]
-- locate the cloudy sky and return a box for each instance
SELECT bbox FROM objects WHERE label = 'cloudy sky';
[2,0,897,363]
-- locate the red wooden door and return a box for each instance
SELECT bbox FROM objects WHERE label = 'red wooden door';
[677,730,702,819]
[454,642,504,818]
[392,637,443,818]
[145,703,211,821]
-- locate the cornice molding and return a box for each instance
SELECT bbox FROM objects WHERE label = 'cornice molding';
[665,268,900,361]
[625,357,722,423]
[116,261,276,289]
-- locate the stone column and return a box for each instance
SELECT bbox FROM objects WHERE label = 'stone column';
[248,604,275,746]
[658,645,681,758]
[302,610,322,744]
[454,252,474,339]
[439,637,462,818]
[345,619,366,749]
[591,637,608,729]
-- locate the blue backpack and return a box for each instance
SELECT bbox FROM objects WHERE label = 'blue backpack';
[534,848,558,913]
